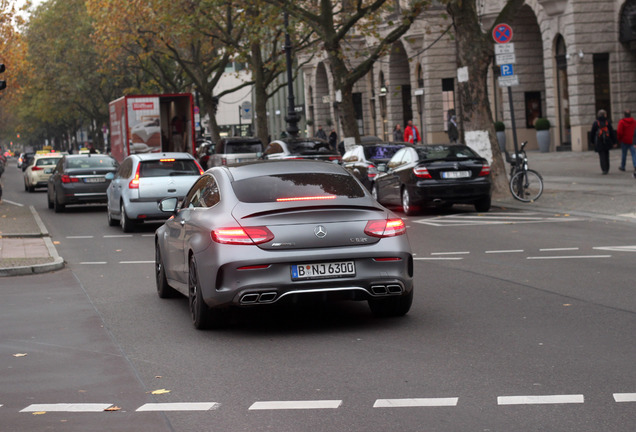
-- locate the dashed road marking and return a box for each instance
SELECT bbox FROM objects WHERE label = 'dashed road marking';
[415,212,583,227]
[137,402,220,412]
[539,247,580,252]
[249,400,343,410]
[20,403,114,412]
[119,260,154,264]
[79,261,108,265]
[614,393,636,402]
[486,249,524,254]
[594,245,636,252]
[66,236,94,239]
[527,255,612,260]
[431,251,470,256]
[497,395,584,405]
[374,398,458,408]
[103,235,133,238]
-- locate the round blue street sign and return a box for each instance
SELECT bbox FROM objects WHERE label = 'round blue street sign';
[493,23,513,44]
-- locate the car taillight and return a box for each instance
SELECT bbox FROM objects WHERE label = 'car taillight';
[61,175,79,183]
[329,156,341,161]
[413,166,432,179]
[479,164,491,176]
[276,195,336,202]
[211,226,274,245]
[367,164,378,179]
[31,166,43,171]
[129,163,141,189]
[194,160,204,175]
[364,218,406,237]
[221,157,227,165]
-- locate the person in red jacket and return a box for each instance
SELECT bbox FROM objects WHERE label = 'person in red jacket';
[403,120,420,144]
[616,109,636,174]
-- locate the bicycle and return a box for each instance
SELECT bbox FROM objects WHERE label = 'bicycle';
[505,141,543,202]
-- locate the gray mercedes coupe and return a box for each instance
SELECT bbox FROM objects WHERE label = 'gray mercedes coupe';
[155,160,413,329]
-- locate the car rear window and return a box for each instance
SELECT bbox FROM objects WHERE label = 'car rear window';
[36,157,61,166]
[232,173,365,203]
[139,159,200,177]
[67,157,118,169]
[224,142,263,154]
[288,140,337,155]
[363,145,403,160]
[416,145,480,160]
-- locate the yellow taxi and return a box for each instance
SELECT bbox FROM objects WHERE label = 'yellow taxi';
[24,152,66,192]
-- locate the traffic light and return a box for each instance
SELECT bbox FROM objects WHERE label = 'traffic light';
[0,63,5,91]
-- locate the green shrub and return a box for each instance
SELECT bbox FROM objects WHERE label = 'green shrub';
[534,117,551,131]
[494,121,505,132]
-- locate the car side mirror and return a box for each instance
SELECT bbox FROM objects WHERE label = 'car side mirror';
[158,197,179,213]
[377,163,387,173]
[105,172,115,180]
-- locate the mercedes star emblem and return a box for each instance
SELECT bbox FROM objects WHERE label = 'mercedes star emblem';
[314,225,327,239]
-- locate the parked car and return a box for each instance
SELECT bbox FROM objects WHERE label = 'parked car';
[24,153,65,192]
[17,152,34,169]
[47,154,119,212]
[342,142,406,190]
[338,135,383,155]
[210,137,264,166]
[263,137,342,162]
[372,144,492,215]
[106,153,204,232]
[154,160,413,329]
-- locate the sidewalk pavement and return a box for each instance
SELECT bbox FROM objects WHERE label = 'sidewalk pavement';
[0,149,634,276]
[0,202,64,276]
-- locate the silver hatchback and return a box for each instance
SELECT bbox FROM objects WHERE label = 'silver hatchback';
[155,160,414,329]
[106,153,203,232]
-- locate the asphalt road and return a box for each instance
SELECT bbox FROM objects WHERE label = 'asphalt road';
[1,163,635,431]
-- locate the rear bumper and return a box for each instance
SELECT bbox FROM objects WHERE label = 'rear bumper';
[411,179,491,204]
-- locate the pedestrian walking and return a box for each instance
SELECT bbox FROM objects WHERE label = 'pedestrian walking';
[328,128,339,151]
[393,124,402,142]
[616,109,636,174]
[403,120,420,144]
[315,125,327,140]
[447,115,459,144]
[590,109,616,175]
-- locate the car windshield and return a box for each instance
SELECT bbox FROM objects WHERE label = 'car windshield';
[287,140,337,155]
[416,145,480,160]
[224,142,263,154]
[67,157,118,169]
[139,159,200,177]
[363,145,403,160]
[232,173,366,203]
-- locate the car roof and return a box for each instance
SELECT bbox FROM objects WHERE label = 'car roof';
[128,152,195,161]
[219,137,263,143]
[33,153,64,158]
[222,160,349,181]
[273,137,328,144]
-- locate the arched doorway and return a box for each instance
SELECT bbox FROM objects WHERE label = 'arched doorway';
[388,41,411,136]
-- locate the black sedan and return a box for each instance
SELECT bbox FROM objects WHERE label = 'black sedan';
[155,160,413,329]
[342,142,405,190]
[372,144,492,215]
[47,154,119,212]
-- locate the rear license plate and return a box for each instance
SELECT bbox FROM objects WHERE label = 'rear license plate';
[442,171,471,179]
[84,177,105,183]
[291,261,355,280]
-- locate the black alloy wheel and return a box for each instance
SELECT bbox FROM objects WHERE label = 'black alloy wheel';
[156,245,176,298]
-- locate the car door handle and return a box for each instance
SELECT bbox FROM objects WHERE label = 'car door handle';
[168,188,176,193]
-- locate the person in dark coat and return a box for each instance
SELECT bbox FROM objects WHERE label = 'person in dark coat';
[590,109,616,175]
[315,125,327,140]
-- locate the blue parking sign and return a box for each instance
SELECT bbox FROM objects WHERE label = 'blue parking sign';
[500,64,514,77]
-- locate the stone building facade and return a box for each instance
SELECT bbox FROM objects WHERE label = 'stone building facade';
[300,0,636,152]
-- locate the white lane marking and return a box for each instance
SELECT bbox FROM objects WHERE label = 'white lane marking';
[415,214,582,227]
[539,247,580,252]
[141,234,154,237]
[485,250,524,254]
[614,393,636,402]
[79,262,108,265]
[20,403,114,412]
[414,257,463,261]
[527,255,612,260]
[119,261,154,264]
[374,398,458,408]
[2,199,24,206]
[137,402,220,411]
[249,400,342,410]
[431,251,470,256]
[103,235,133,238]
[594,245,636,252]
[66,236,95,239]
[497,395,584,405]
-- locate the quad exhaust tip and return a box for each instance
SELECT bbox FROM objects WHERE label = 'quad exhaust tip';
[240,292,278,304]
[371,284,403,295]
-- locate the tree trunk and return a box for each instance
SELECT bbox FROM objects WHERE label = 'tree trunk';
[448,1,508,198]
[250,42,270,145]
[328,50,361,143]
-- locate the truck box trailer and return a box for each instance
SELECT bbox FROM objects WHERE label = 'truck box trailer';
[109,93,195,162]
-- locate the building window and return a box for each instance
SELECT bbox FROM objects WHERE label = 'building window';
[525,91,542,128]
[442,78,455,132]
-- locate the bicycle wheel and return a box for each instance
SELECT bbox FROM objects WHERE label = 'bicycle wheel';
[510,169,543,202]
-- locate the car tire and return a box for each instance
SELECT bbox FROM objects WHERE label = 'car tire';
[107,201,118,226]
[156,244,177,298]
[53,189,65,213]
[401,187,419,216]
[27,182,34,193]
[188,256,221,330]
[47,191,54,209]
[474,196,491,212]
[120,202,135,233]
[24,180,28,192]
[368,289,413,318]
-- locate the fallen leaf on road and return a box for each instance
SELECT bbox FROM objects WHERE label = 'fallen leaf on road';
[104,406,121,411]
[13,353,27,357]
[53,241,60,245]
[149,389,170,395]
[563,304,572,307]
[32,412,46,415]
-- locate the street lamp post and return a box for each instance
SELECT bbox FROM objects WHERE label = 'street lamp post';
[284,11,300,137]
